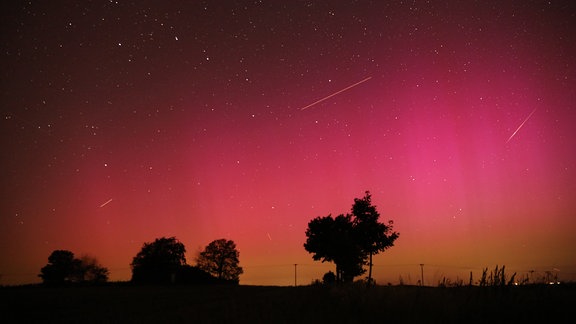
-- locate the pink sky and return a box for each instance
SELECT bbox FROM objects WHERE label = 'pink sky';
[1,1,575,286]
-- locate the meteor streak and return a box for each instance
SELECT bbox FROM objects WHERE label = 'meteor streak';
[99,198,113,208]
[506,108,537,143]
[299,76,372,110]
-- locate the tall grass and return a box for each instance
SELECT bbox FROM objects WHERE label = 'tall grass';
[478,265,517,287]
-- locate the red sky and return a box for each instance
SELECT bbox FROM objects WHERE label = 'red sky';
[1,1,575,286]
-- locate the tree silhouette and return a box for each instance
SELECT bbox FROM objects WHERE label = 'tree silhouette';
[131,237,186,284]
[196,239,243,283]
[77,255,109,283]
[304,214,365,283]
[304,191,399,284]
[352,191,399,284]
[39,250,109,285]
[39,250,78,285]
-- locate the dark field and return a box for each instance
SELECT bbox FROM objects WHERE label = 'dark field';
[1,283,573,323]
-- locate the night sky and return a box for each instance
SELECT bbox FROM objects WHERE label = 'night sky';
[1,1,575,286]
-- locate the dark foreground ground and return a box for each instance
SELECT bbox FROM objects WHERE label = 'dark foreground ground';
[1,283,574,323]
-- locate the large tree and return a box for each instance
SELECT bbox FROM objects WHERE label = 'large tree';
[131,237,186,284]
[304,214,365,283]
[39,250,79,285]
[304,191,399,284]
[352,191,399,284]
[196,239,243,283]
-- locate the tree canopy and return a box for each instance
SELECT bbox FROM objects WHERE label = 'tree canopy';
[76,255,110,283]
[352,191,399,283]
[304,214,365,282]
[304,191,399,283]
[131,236,186,284]
[196,239,243,284]
[39,250,77,285]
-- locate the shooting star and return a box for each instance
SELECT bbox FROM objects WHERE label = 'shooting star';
[506,108,537,143]
[299,76,372,110]
[99,198,113,208]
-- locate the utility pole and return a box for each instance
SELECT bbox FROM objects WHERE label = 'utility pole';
[294,264,298,286]
[420,264,424,286]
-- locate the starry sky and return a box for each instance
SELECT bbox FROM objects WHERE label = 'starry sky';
[1,1,575,286]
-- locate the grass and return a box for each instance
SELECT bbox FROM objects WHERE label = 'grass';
[1,283,573,323]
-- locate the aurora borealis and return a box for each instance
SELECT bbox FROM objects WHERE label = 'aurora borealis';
[1,1,575,286]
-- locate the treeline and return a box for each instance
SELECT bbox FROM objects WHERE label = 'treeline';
[38,237,242,286]
[38,190,399,287]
